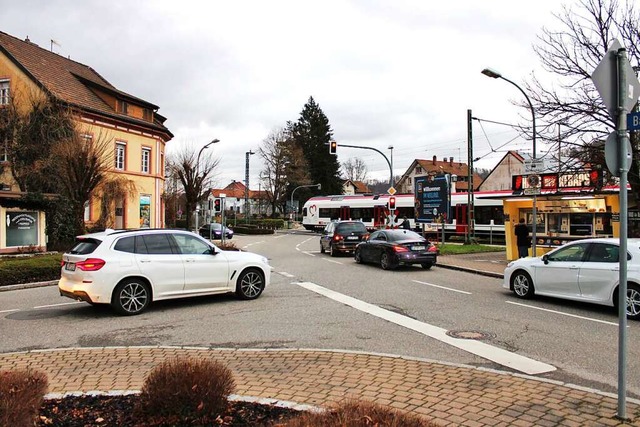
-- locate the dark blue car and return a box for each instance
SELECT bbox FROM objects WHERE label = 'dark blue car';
[199,223,234,240]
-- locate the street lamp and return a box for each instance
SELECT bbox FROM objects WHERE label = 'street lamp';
[481,67,537,256]
[291,183,321,222]
[194,138,220,231]
[245,150,255,223]
[388,145,394,187]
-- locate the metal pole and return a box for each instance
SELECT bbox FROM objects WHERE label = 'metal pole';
[339,144,393,186]
[388,145,394,187]
[245,150,254,223]
[195,139,219,231]
[616,47,630,421]
[291,183,321,223]
[467,109,473,244]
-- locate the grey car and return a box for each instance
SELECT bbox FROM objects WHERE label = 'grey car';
[320,221,369,257]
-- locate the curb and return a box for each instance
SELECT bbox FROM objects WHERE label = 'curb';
[437,263,504,279]
[0,280,58,292]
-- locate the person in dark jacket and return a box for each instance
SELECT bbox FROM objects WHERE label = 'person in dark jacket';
[401,216,411,229]
[514,218,530,258]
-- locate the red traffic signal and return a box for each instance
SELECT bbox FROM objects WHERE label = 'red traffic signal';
[329,140,337,154]
[213,198,222,212]
[388,196,396,210]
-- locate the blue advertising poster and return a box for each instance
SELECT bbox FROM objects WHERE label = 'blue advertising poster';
[415,175,450,223]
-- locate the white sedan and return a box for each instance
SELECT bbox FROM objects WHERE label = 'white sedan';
[503,238,640,319]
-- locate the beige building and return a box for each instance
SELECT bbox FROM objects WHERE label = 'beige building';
[477,151,525,192]
[396,156,482,195]
[0,31,172,251]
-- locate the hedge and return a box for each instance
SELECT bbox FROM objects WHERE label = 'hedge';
[0,253,62,286]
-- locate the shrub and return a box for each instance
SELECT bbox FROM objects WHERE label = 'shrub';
[217,241,240,251]
[231,225,275,235]
[284,399,436,427]
[0,253,62,286]
[0,369,48,427]
[135,357,235,424]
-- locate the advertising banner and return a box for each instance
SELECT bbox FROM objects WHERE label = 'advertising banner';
[6,211,38,247]
[415,175,450,223]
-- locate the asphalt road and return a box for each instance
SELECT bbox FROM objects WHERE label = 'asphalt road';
[1,230,638,399]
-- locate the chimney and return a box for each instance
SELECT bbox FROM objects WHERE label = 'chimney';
[432,155,437,165]
[449,157,454,165]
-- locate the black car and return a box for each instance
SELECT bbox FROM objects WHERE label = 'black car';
[354,229,437,270]
[319,221,369,257]
[199,223,234,240]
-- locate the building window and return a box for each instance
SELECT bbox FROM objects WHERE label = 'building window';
[118,100,128,114]
[143,109,152,121]
[0,80,9,105]
[115,142,126,170]
[141,148,151,173]
[160,152,164,177]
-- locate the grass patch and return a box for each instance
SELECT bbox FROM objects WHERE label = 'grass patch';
[437,243,505,255]
[0,253,62,286]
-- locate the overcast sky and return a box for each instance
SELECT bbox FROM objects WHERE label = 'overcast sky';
[2,0,580,188]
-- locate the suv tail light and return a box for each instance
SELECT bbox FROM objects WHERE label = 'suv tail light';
[76,258,106,271]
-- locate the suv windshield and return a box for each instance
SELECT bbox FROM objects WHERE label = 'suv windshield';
[336,223,367,234]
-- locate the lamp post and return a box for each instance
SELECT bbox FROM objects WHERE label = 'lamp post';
[195,138,220,231]
[245,150,255,223]
[291,183,321,222]
[482,68,537,255]
[388,145,394,187]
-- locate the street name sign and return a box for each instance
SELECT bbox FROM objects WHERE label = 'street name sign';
[629,111,640,131]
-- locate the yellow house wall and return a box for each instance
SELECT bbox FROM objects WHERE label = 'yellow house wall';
[82,124,165,229]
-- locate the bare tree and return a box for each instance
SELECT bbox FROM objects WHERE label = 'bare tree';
[341,157,368,182]
[166,144,220,228]
[526,0,640,200]
[259,128,309,216]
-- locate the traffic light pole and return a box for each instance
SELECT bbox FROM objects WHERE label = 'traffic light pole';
[335,144,393,186]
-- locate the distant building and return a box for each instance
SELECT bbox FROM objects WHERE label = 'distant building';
[477,151,525,192]
[396,156,482,194]
[342,180,372,195]
[208,181,271,221]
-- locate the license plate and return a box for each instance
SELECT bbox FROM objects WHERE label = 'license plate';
[65,262,76,271]
[346,236,359,240]
[411,245,426,251]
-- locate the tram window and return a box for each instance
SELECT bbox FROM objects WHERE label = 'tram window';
[319,208,340,220]
[475,206,504,225]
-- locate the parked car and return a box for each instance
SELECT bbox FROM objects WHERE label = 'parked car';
[58,228,270,315]
[320,220,369,256]
[199,222,234,240]
[354,229,437,270]
[503,237,640,319]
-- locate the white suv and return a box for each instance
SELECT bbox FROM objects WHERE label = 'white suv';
[59,229,270,315]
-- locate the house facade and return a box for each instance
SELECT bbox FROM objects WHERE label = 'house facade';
[207,181,271,224]
[396,156,482,195]
[342,180,371,195]
[477,151,525,192]
[0,31,172,246]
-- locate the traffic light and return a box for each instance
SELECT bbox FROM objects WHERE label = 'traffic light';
[329,140,337,154]
[388,196,396,210]
[213,198,222,213]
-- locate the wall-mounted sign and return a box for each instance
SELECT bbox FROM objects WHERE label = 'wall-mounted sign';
[6,211,38,247]
[512,169,603,192]
[414,175,450,223]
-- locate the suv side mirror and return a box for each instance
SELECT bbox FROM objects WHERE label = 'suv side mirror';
[542,254,549,264]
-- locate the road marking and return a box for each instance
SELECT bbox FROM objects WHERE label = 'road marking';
[33,302,84,309]
[0,309,19,314]
[294,281,556,375]
[323,259,342,265]
[412,280,472,295]
[295,237,316,252]
[274,234,288,239]
[279,272,295,278]
[302,252,316,257]
[506,301,620,326]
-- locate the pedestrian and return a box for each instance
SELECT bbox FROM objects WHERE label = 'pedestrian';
[402,216,411,230]
[514,218,530,258]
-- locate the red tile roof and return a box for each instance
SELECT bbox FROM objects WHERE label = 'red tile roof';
[0,31,171,137]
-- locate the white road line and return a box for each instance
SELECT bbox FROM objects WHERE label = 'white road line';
[295,237,316,252]
[322,259,342,265]
[412,280,472,295]
[295,281,556,375]
[506,301,620,326]
[274,234,287,239]
[302,252,316,257]
[33,302,84,309]
[0,309,20,314]
[279,272,295,278]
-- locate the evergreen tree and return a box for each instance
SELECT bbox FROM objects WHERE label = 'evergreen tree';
[290,97,342,197]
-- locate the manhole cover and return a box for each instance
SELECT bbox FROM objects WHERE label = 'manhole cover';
[446,330,496,340]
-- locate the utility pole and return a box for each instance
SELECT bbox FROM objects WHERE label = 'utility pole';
[466,109,474,244]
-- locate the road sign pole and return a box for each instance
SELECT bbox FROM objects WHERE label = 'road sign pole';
[616,47,630,421]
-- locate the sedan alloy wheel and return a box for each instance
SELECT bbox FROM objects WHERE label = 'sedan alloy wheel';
[511,271,534,298]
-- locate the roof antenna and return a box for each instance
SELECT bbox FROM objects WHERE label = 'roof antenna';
[50,39,61,52]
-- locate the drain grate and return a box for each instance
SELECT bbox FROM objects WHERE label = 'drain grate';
[446,330,496,340]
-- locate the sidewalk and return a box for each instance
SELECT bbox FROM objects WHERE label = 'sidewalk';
[3,252,640,425]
